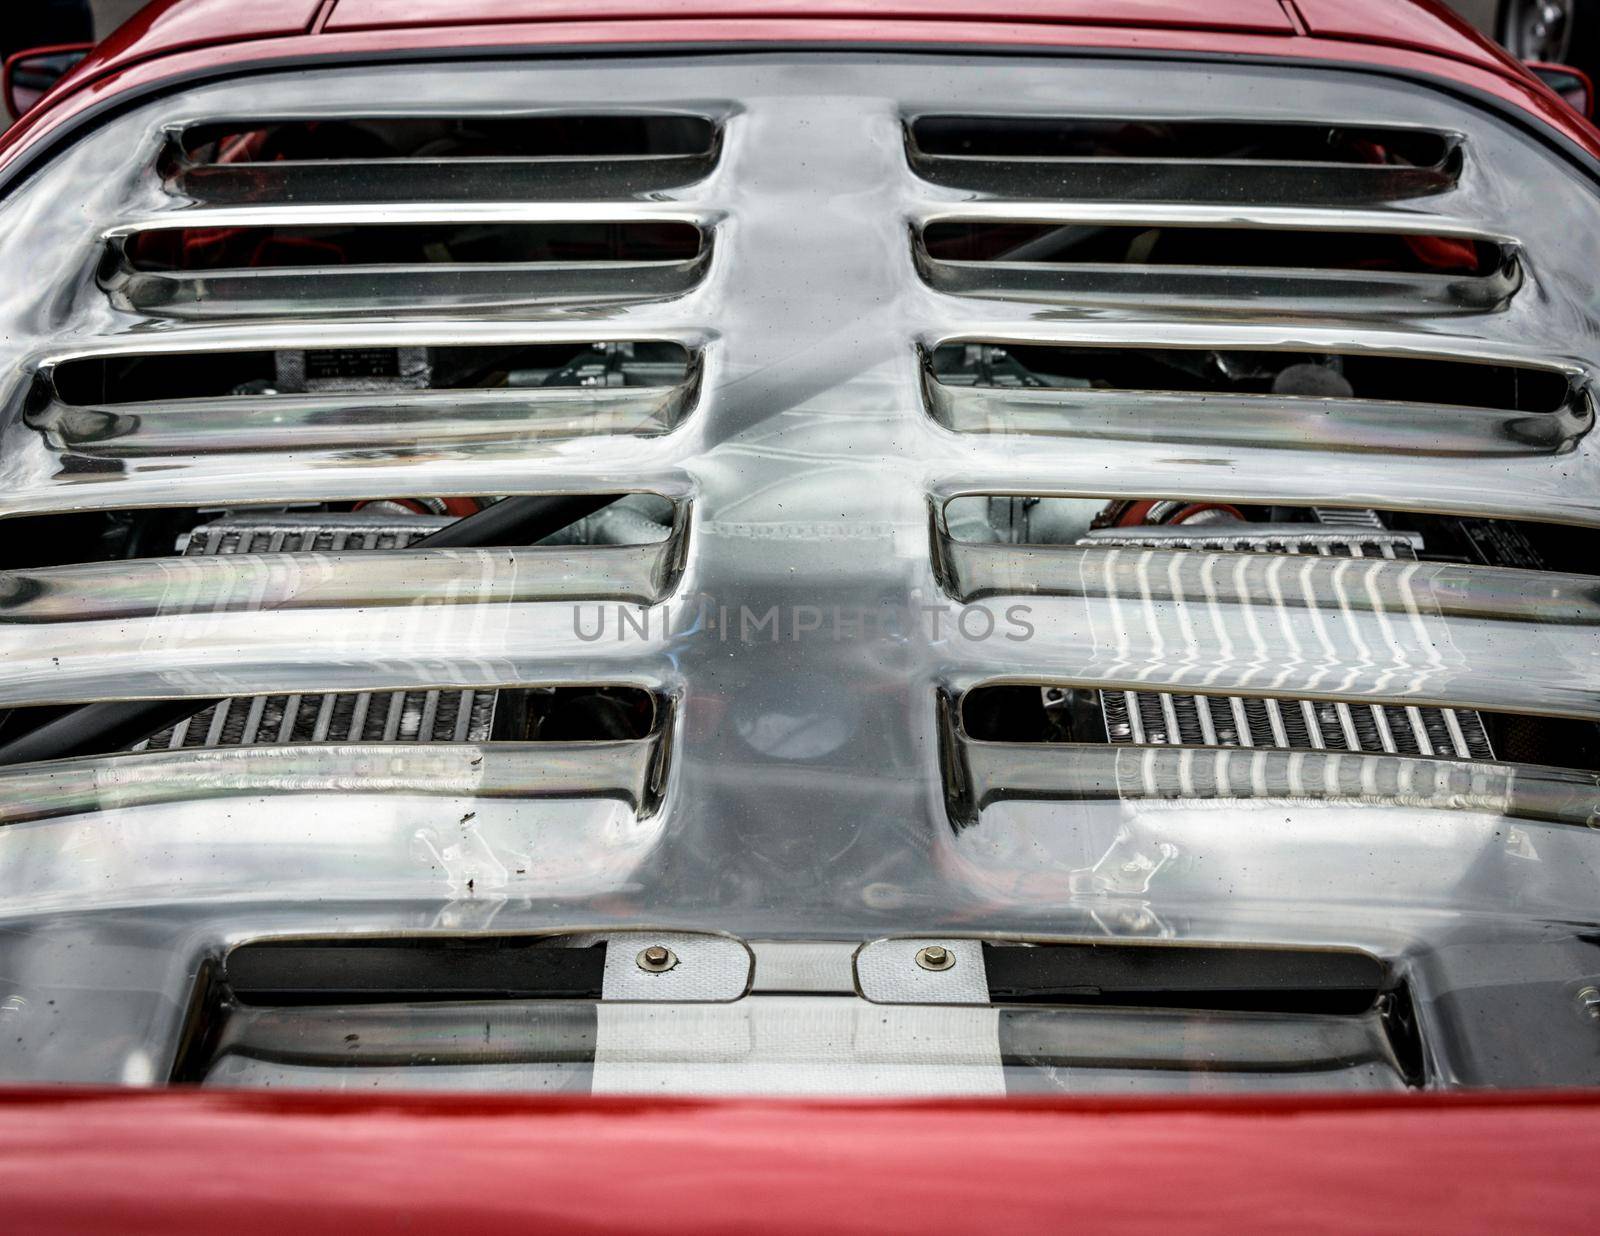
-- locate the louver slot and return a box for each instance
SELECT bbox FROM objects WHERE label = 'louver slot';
[915,218,1517,312]
[0,491,681,771]
[94,504,669,751]
[964,684,1497,764]
[930,514,1600,738]
[0,713,675,825]
[997,1004,1416,1092]
[966,684,1381,756]
[933,496,1600,753]
[923,222,1500,275]
[138,684,660,752]
[981,942,1387,1014]
[121,221,700,272]
[32,341,697,455]
[941,690,1600,831]
[101,217,711,315]
[0,516,683,621]
[907,116,1462,203]
[173,931,749,1086]
[0,493,681,570]
[223,938,609,1005]
[175,1001,601,1088]
[924,342,1589,454]
[166,114,721,202]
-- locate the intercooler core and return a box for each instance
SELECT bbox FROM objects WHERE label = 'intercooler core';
[136,513,497,750]
[1073,514,1496,761]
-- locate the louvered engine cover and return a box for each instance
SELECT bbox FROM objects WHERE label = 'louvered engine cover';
[8,42,1600,1099]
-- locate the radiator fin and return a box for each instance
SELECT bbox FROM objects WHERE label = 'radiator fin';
[1076,520,1494,761]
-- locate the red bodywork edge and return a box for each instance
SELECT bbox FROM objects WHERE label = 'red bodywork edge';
[2,1086,1598,1234]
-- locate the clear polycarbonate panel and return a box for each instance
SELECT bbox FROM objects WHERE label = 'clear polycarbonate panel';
[0,52,1599,1094]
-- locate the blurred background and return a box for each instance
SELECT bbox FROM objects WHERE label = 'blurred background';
[2,2,1598,123]
[90,0,147,34]
[1481,0,1600,79]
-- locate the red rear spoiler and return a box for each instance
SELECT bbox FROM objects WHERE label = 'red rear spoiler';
[1,1087,1595,1233]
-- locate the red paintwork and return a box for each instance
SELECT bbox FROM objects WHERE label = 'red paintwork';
[83,0,326,66]
[1295,0,1525,72]
[323,0,1297,36]
[1292,0,1491,55]
[1,1087,1598,1233]
[1,0,321,131]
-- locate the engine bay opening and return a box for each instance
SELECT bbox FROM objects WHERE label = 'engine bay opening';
[173,114,718,165]
[905,115,1464,205]
[947,492,1600,772]
[168,936,1422,1094]
[960,684,1600,772]
[116,220,704,273]
[928,341,1575,413]
[979,941,1389,1014]
[169,939,612,1086]
[0,489,675,571]
[161,114,725,203]
[222,937,612,1007]
[0,487,673,765]
[45,340,692,406]
[941,491,1600,573]
[0,685,663,762]
[920,222,1503,277]
[909,116,1456,170]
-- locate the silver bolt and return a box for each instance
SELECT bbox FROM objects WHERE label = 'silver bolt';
[915,944,956,971]
[636,944,678,973]
[1579,986,1600,1020]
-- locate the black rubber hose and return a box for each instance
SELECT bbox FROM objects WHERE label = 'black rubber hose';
[0,494,615,767]
[405,493,612,550]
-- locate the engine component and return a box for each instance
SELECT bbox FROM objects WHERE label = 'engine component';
[272,345,431,394]
[1080,519,1422,559]
[1091,687,1495,760]
[1073,518,1494,759]
[0,495,617,765]
[140,513,497,750]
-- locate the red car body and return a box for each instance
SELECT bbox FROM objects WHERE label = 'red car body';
[2,2,1598,1231]
[3,0,1598,172]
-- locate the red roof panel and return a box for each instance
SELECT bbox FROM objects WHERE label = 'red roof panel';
[42,0,324,108]
[92,0,323,58]
[1294,0,1520,73]
[324,0,1298,36]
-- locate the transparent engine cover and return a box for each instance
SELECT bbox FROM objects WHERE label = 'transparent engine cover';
[0,51,1597,1093]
